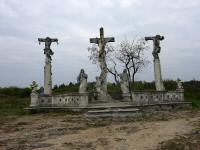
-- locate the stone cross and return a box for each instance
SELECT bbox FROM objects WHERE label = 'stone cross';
[145,35,165,91]
[38,37,58,60]
[38,37,58,95]
[90,27,115,99]
[145,35,164,59]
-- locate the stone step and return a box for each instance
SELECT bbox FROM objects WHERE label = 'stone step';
[86,108,140,118]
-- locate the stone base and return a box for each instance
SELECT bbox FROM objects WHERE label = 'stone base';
[122,93,131,102]
[95,93,113,103]
[30,92,39,107]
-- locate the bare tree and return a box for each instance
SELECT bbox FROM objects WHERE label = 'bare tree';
[88,38,149,92]
[88,44,121,86]
[116,39,149,90]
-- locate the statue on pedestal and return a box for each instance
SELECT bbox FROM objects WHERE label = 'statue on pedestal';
[119,69,129,94]
[176,78,184,91]
[30,81,38,93]
[145,35,165,91]
[30,81,39,107]
[77,69,88,93]
[38,37,58,95]
[90,27,115,101]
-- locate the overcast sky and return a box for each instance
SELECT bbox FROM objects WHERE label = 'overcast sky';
[0,0,200,87]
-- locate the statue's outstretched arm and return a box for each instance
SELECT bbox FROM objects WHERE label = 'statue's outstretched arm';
[38,38,46,44]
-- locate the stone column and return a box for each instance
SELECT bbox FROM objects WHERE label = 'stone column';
[145,35,165,91]
[154,57,165,91]
[38,37,58,95]
[44,56,52,95]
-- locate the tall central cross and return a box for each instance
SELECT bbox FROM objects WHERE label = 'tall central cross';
[90,27,115,99]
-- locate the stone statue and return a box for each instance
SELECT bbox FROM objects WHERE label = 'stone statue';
[176,78,184,91]
[30,81,39,107]
[38,37,58,95]
[77,69,88,93]
[38,37,58,60]
[145,35,164,59]
[95,76,101,94]
[119,69,129,94]
[90,27,115,100]
[145,35,165,91]
[30,81,38,93]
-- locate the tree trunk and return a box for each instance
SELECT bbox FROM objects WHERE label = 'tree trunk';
[126,65,133,101]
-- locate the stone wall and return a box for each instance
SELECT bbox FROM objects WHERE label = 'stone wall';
[35,93,88,107]
[132,90,184,105]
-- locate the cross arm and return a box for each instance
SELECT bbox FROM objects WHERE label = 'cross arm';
[38,38,46,45]
[104,37,115,43]
[90,38,99,44]
[51,38,58,42]
[144,37,154,41]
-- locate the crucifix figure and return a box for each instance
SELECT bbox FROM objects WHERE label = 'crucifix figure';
[38,37,58,61]
[38,37,58,95]
[90,27,115,99]
[145,35,164,59]
[145,35,165,91]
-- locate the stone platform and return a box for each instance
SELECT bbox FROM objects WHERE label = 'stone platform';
[25,101,192,116]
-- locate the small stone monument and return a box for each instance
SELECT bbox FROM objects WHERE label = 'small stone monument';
[30,81,39,107]
[176,78,184,92]
[90,27,115,101]
[119,69,131,101]
[38,37,58,95]
[145,35,165,91]
[77,69,88,93]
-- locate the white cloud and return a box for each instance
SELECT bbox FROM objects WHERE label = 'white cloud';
[0,0,199,87]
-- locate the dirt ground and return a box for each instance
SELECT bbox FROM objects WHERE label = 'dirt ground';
[0,110,200,150]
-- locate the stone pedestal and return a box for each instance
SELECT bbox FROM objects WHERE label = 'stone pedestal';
[79,93,89,107]
[44,57,52,95]
[30,92,39,107]
[122,93,131,102]
[154,58,165,91]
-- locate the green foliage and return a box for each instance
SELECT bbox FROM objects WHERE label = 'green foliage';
[53,83,79,94]
[0,87,31,97]
[0,80,199,117]
[0,96,29,116]
[184,80,200,108]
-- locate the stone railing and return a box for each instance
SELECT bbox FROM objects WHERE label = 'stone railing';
[132,90,184,105]
[31,93,88,108]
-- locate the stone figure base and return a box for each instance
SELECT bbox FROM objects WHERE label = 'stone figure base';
[96,93,113,103]
[122,93,131,102]
[30,92,39,107]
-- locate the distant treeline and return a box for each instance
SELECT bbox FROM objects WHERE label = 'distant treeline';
[0,80,199,100]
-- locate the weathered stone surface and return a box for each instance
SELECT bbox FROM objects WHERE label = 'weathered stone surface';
[90,27,115,101]
[176,78,184,92]
[154,58,165,91]
[38,93,89,107]
[132,90,184,105]
[30,81,39,107]
[38,37,58,95]
[77,69,88,93]
[119,69,129,94]
[145,35,165,91]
